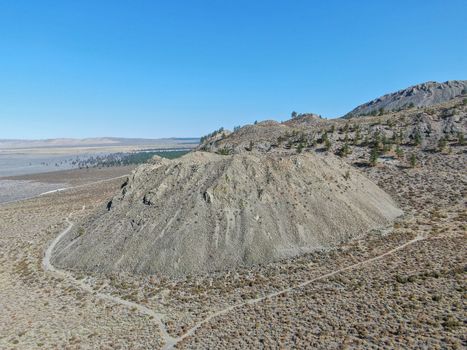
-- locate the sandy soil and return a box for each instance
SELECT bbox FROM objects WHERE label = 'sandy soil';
[1,166,136,185]
[0,166,135,205]
[0,176,165,349]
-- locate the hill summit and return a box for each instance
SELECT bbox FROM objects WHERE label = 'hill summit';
[345,80,467,118]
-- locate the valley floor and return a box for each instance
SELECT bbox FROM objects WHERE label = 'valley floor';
[0,150,465,349]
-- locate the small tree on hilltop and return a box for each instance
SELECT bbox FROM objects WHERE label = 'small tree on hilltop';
[354,128,361,145]
[395,145,404,159]
[413,131,422,146]
[373,131,382,150]
[369,148,379,167]
[337,142,351,157]
[363,135,369,147]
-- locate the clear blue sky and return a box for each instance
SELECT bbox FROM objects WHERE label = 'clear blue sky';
[1,0,466,139]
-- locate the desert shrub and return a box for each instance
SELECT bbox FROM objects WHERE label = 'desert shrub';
[217,147,231,155]
[296,142,304,153]
[438,136,448,151]
[457,132,465,146]
[396,275,408,283]
[77,227,85,237]
[409,153,417,168]
[443,316,460,330]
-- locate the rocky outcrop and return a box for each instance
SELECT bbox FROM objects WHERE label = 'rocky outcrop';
[344,80,467,118]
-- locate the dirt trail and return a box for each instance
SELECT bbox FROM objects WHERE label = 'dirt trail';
[44,208,425,349]
[167,233,425,349]
[42,206,177,348]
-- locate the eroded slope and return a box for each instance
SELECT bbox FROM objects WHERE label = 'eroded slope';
[52,152,402,276]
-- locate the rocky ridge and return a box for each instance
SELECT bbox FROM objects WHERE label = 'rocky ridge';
[344,80,467,118]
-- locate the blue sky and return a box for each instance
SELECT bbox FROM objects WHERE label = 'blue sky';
[1,1,466,139]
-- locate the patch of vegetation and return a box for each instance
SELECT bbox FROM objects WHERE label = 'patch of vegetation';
[200,127,225,144]
[437,136,448,152]
[395,145,403,159]
[217,147,232,155]
[77,227,85,237]
[457,132,465,146]
[369,148,379,167]
[336,142,351,157]
[413,131,422,146]
[409,153,417,168]
[296,142,304,153]
[76,150,190,168]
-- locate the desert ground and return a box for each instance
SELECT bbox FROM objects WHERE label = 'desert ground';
[0,145,465,349]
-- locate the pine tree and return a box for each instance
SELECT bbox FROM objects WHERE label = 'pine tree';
[369,148,379,167]
[395,145,403,159]
[414,131,422,146]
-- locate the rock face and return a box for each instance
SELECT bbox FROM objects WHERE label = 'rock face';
[52,152,402,277]
[345,80,467,118]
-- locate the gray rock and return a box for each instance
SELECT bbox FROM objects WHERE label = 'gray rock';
[345,80,467,118]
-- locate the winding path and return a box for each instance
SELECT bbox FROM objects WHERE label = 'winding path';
[44,209,425,349]
[42,208,177,347]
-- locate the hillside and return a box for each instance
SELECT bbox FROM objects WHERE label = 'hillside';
[344,80,467,118]
[51,151,402,277]
[199,96,466,161]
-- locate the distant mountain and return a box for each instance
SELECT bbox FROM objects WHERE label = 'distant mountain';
[344,80,467,118]
[0,137,199,150]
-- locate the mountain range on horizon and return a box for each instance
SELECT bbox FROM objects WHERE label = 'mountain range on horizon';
[0,137,200,150]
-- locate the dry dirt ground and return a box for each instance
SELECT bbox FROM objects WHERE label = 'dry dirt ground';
[0,150,465,349]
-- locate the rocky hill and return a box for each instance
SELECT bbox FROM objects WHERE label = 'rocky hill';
[51,151,402,277]
[344,80,467,118]
[50,81,466,278]
[199,96,466,159]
